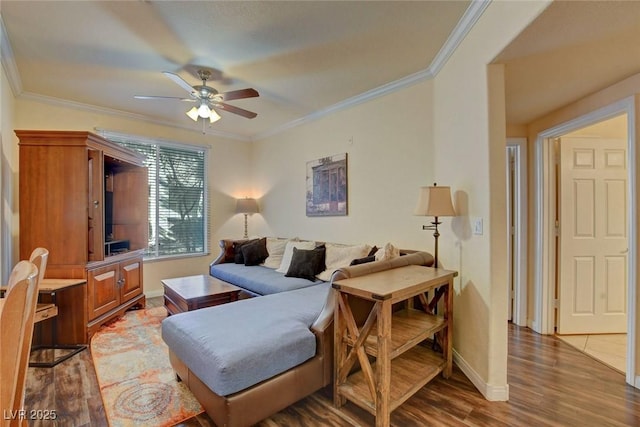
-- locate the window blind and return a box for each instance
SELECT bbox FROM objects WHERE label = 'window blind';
[101,131,208,259]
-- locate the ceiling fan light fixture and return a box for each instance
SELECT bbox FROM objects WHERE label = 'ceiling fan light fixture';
[186,104,220,124]
[144,70,259,124]
[198,103,212,118]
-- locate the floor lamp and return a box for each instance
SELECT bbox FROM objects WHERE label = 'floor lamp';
[236,197,259,239]
[415,183,456,317]
[414,183,456,268]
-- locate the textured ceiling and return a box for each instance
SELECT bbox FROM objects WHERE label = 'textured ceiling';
[3,1,638,139]
[1,0,470,139]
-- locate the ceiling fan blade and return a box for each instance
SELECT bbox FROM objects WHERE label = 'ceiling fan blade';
[134,95,196,101]
[220,88,259,101]
[216,103,258,119]
[162,71,196,95]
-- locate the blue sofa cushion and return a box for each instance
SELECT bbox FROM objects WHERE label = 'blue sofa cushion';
[161,283,330,396]
[210,263,323,295]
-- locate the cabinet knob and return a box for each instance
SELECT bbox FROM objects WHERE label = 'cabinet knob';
[93,200,99,207]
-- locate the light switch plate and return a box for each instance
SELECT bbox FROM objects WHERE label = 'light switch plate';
[473,217,483,235]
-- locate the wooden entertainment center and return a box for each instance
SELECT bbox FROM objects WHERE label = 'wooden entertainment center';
[17,130,149,344]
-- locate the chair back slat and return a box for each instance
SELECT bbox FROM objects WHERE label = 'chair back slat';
[15,249,49,419]
[0,259,39,426]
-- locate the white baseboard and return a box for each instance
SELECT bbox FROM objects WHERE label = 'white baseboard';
[145,289,164,299]
[453,348,509,401]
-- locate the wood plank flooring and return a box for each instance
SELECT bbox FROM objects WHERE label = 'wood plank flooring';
[24,298,640,426]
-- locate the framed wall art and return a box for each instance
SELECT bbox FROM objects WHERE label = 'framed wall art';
[306,153,348,216]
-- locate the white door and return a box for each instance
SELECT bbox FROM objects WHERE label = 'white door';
[558,137,628,334]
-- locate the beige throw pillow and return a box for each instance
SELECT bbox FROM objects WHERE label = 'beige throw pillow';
[375,242,400,262]
[276,240,316,273]
[316,243,371,282]
[262,238,290,269]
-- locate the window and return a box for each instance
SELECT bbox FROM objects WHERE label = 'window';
[101,131,208,260]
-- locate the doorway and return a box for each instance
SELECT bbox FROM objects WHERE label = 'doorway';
[533,97,638,388]
[554,119,628,374]
[507,138,527,327]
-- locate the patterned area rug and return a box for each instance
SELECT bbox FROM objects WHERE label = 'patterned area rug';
[91,306,204,426]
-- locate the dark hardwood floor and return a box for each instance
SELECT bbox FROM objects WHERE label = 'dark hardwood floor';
[24,298,640,426]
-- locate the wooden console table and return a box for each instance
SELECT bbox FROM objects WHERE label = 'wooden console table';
[1,278,87,367]
[332,265,457,427]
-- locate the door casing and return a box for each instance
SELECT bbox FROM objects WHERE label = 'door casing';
[533,96,637,387]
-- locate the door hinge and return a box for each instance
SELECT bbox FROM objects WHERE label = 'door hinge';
[553,298,559,309]
[555,220,560,236]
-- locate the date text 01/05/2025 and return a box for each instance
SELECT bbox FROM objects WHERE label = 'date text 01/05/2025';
[3,409,57,421]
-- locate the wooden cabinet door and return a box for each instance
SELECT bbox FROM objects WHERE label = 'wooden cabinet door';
[88,149,104,262]
[87,263,119,320]
[119,257,143,303]
[113,167,149,253]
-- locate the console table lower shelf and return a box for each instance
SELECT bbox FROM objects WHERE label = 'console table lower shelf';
[337,345,445,414]
[332,265,457,427]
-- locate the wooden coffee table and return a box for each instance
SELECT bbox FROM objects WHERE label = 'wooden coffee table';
[162,275,242,315]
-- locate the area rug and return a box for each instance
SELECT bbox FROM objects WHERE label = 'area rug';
[91,306,204,426]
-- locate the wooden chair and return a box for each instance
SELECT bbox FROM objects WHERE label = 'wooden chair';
[13,249,49,424]
[0,260,39,427]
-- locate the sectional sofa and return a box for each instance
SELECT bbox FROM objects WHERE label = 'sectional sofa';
[162,238,434,426]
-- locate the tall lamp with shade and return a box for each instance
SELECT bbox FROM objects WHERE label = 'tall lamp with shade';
[236,197,259,239]
[414,183,456,268]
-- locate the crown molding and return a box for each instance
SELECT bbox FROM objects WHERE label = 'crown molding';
[252,0,490,141]
[429,0,490,76]
[252,68,434,141]
[19,92,251,141]
[0,14,23,97]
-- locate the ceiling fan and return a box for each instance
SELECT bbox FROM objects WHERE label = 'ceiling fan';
[135,69,259,124]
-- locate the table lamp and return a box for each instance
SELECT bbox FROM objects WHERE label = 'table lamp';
[236,197,259,238]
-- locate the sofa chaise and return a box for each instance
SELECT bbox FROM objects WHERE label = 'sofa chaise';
[162,238,433,426]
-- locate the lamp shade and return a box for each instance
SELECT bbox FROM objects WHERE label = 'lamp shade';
[208,109,221,123]
[414,185,456,217]
[186,106,200,121]
[187,104,221,123]
[236,198,259,214]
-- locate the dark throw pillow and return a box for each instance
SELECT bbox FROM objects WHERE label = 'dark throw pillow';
[350,255,376,266]
[233,239,257,264]
[285,246,326,281]
[242,237,269,266]
[223,241,237,263]
[367,246,379,257]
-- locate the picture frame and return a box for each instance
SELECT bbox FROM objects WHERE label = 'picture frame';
[306,153,348,216]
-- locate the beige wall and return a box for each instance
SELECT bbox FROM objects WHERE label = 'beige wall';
[251,79,436,250]
[1,44,17,283]
[432,0,550,398]
[250,0,548,397]
[564,114,627,139]
[11,98,252,296]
